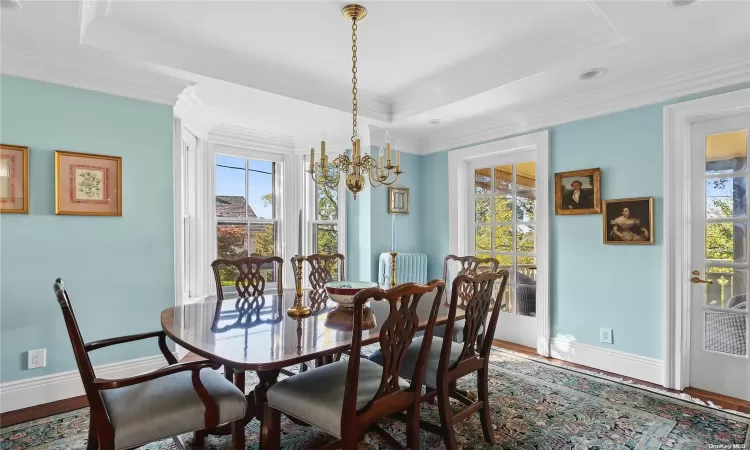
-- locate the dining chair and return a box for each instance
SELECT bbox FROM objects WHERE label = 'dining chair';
[371,271,509,450]
[211,255,284,300]
[294,253,346,368]
[52,278,248,450]
[259,280,446,450]
[434,254,500,343]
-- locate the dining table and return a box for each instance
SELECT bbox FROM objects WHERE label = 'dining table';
[160,287,463,440]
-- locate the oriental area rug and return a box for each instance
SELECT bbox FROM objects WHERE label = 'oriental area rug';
[2,348,748,449]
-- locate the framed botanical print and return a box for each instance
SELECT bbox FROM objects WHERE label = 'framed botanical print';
[55,150,122,216]
[555,168,602,215]
[0,144,29,214]
[602,197,654,245]
[388,187,409,214]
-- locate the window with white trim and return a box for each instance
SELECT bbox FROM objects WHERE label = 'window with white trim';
[215,154,280,290]
[305,157,346,281]
[471,162,537,316]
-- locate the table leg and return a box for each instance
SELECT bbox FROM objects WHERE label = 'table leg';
[252,369,280,421]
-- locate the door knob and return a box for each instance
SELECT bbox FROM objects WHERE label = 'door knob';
[691,270,713,284]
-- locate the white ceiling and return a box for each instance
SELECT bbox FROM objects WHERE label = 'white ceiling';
[2,0,750,153]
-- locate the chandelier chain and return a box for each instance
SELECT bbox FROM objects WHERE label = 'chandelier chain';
[351,19,358,144]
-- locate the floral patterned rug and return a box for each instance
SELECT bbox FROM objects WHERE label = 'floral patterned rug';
[2,348,748,449]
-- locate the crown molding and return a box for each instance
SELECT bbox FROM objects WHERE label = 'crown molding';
[419,54,750,154]
[208,124,296,153]
[174,87,215,138]
[0,44,193,106]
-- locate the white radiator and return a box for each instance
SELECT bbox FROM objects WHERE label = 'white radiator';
[378,253,428,286]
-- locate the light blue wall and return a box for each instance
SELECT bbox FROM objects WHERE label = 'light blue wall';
[550,106,663,357]
[369,152,422,281]
[0,75,175,383]
[416,151,449,281]
[412,83,750,360]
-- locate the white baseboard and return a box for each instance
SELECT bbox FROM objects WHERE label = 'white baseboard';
[0,353,176,413]
[549,338,664,386]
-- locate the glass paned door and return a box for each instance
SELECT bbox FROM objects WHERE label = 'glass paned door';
[471,162,537,317]
[690,114,750,401]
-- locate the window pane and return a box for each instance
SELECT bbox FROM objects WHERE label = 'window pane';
[314,224,338,255]
[495,225,512,252]
[475,226,491,251]
[517,256,536,284]
[706,222,747,263]
[500,285,513,313]
[705,267,747,308]
[316,184,338,221]
[517,225,535,253]
[704,311,747,356]
[248,160,275,220]
[475,198,491,223]
[516,162,536,190]
[216,155,246,218]
[496,254,512,272]
[706,129,748,175]
[475,168,491,194]
[495,194,513,222]
[516,284,536,317]
[517,190,536,222]
[706,177,747,218]
[217,223,247,286]
[249,222,277,257]
[494,165,512,192]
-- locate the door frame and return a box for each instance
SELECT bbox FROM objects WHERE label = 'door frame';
[448,130,550,357]
[662,87,750,390]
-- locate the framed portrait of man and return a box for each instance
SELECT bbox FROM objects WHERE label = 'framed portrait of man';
[554,168,601,215]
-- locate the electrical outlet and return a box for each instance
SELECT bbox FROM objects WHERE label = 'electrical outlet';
[600,328,613,344]
[28,349,46,369]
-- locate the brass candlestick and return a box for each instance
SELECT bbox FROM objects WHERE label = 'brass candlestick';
[389,251,398,288]
[288,256,312,317]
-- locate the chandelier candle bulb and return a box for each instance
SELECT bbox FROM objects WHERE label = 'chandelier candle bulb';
[309,148,314,173]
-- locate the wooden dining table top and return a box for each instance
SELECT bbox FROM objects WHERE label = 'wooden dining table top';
[161,289,462,371]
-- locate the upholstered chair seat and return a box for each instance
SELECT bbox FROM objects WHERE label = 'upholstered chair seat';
[369,336,463,388]
[434,322,483,343]
[267,359,408,438]
[101,369,246,450]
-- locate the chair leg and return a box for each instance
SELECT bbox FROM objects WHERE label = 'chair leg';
[231,418,246,450]
[437,382,458,450]
[259,404,281,450]
[85,422,98,450]
[477,367,495,444]
[405,402,421,449]
[194,430,206,447]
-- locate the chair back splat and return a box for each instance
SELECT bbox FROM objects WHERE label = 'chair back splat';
[211,255,284,299]
[346,280,445,429]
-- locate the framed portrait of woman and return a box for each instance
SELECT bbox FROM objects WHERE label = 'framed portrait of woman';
[602,197,654,245]
[554,168,601,215]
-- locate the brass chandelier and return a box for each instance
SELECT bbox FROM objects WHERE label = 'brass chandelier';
[308,4,402,200]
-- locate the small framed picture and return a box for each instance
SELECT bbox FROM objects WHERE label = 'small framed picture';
[55,150,122,216]
[555,168,601,215]
[388,187,409,214]
[0,144,29,214]
[603,197,654,245]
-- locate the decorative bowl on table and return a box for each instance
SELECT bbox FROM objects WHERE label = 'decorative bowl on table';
[324,281,378,309]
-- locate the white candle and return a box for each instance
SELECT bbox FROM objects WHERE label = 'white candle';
[298,209,303,256]
[391,214,396,252]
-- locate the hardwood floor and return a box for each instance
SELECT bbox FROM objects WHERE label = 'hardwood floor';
[2,341,748,427]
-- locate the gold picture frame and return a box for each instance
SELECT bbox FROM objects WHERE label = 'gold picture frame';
[55,150,122,216]
[388,187,409,214]
[0,144,29,214]
[555,168,602,215]
[602,197,654,245]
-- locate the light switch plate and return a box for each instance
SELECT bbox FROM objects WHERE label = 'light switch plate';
[599,328,613,344]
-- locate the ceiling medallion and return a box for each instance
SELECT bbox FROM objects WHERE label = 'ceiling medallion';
[309,4,402,200]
